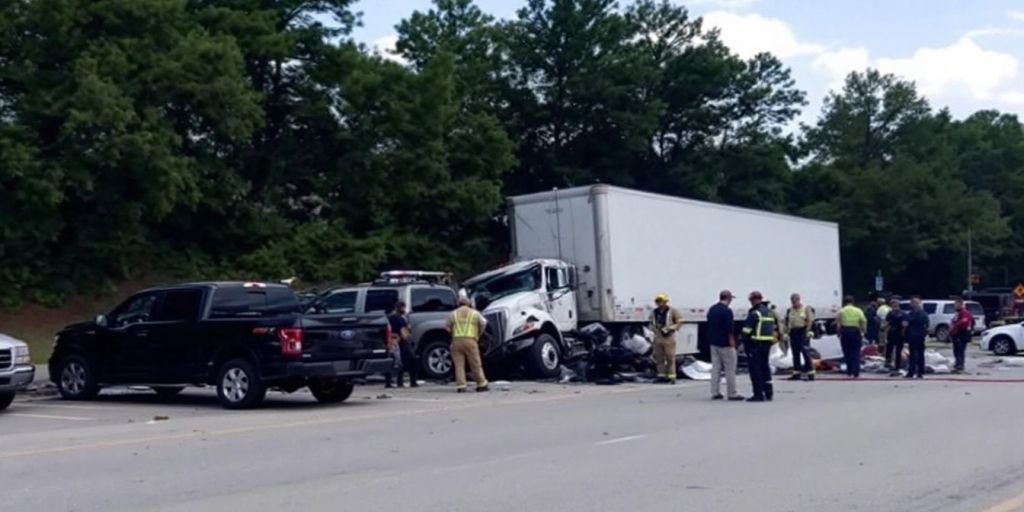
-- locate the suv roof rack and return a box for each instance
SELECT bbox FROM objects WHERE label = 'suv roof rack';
[374,270,454,286]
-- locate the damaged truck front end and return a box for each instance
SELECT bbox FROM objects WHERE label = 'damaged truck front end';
[463,261,573,379]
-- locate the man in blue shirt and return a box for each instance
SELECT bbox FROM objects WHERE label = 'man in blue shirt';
[387,301,419,388]
[707,290,743,401]
[904,297,930,379]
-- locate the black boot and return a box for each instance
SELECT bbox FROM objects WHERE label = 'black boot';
[765,383,774,402]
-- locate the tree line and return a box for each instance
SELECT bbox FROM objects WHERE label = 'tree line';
[0,0,1020,307]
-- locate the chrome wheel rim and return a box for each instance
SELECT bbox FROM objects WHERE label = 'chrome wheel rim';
[222,368,249,403]
[994,339,1011,354]
[61,362,87,395]
[541,342,559,370]
[428,347,452,375]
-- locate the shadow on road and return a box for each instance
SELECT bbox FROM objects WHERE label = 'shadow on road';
[86,387,381,411]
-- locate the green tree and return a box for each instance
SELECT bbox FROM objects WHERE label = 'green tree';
[799,70,1009,295]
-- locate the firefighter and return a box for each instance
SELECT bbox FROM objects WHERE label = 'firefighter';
[446,296,489,393]
[742,291,777,402]
[651,293,684,384]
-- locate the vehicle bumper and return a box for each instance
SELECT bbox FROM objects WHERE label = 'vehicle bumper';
[0,365,35,392]
[266,358,394,381]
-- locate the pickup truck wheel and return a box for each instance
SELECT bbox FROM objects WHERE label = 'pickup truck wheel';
[934,325,951,343]
[57,355,100,400]
[309,380,355,404]
[421,339,453,380]
[991,336,1017,356]
[216,359,266,409]
[152,386,186,399]
[0,392,14,411]
[525,334,561,379]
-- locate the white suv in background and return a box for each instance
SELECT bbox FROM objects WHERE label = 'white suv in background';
[899,300,986,342]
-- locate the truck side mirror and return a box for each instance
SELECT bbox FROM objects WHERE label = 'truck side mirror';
[568,267,578,291]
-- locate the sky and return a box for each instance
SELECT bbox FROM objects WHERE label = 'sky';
[350,0,1024,125]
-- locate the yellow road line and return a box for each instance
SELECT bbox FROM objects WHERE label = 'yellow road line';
[0,384,683,460]
[983,491,1024,512]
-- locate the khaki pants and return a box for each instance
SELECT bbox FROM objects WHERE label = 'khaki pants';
[452,337,488,390]
[653,337,677,379]
[710,345,739,398]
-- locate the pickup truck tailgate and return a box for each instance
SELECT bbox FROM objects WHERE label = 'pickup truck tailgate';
[300,314,389,362]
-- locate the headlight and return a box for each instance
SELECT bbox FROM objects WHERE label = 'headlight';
[512,322,537,337]
[14,345,30,365]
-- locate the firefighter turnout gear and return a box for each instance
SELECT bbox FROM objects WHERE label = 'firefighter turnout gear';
[742,300,776,402]
[447,305,489,392]
[651,304,684,383]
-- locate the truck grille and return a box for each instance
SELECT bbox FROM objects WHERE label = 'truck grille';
[484,311,507,348]
[0,349,11,369]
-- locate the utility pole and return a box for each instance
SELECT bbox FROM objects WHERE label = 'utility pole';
[967,227,974,294]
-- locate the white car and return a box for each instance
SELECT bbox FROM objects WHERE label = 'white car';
[899,300,986,342]
[0,333,35,410]
[980,323,1021,356]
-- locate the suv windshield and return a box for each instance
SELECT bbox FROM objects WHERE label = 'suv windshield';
[467,265,543,304]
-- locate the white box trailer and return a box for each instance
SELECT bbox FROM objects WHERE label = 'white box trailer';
[508,185,843,354]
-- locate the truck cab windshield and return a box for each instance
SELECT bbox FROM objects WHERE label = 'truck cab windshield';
[468,265,542,307]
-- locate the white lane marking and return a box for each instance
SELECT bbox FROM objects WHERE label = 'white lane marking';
[9,413,94,422]
[595,434,646,446]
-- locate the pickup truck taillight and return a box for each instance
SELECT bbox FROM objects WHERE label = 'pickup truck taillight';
[278,328,304,357]
[385,323,393,348]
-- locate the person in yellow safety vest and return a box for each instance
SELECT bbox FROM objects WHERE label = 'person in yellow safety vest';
[741,291,777,402]
[650,293,684,384]
[446,296,490,393]
[784,293,817,382]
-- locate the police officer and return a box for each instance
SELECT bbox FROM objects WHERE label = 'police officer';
[785,293,816,381]
[741,291,777,402]
[446,296,489,393]
[651,293,684,384]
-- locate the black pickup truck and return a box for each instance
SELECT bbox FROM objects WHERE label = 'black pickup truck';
[49,282,393,409]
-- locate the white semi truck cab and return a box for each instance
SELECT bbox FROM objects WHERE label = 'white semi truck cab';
[462,259,580,378]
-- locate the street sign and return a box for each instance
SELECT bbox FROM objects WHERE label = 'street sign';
[1015,283,1024,299]
[874,275,884,292]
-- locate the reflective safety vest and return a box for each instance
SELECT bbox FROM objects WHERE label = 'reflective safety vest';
[451,308,480,339]
[744,305,777,342]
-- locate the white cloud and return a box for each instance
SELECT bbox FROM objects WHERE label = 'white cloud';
[875,37,1017,100]
[702,11,824,59]
[813,48,870,89]
[1000,91,1024,105]
[700,8,1024,114]
[689,0,759,9]
[371,34,406,65]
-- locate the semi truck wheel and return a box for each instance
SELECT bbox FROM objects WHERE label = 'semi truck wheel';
[525,334,561,379]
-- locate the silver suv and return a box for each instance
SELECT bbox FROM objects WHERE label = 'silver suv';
[307,271,458,380]
[0,333,35,410]
[899,300,986,342]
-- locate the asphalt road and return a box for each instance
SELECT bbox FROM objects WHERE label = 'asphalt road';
[2,349,1024,512]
